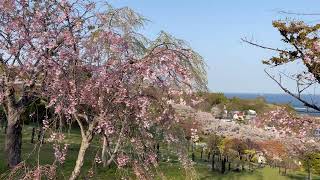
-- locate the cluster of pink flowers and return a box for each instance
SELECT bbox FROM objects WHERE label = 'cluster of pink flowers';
[0,0,15,12]
[53,144,68,164]
[256,107,315,137]
[95,121,115,135]
[117,154,130,168]
[0,92,3,103]
[42,119,50,130]
[0,0,207,178]
[190,128,199,142]
[48,133,65,142]
[145,153,158,166]
[313,41,320,53]
[252,107,320,158]
[94,156,102,164]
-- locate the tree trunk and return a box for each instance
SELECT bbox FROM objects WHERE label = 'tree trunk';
[157,143,160,154]
[239,155,243,171]
[308,170,312,180]
[69,138,90,180]
[192,152,195,161]
[278,166,281,174]
[101,136,108,167]
[221,156,226,174]
[38,127,44,143]
[208,152,211,161]
[5,118,22,168]
[156,142,160,162]
[308,160,312,180]
[212,154,215,171]
[284,167,287,175]
[191,143,195,161]
[31,127,35,143]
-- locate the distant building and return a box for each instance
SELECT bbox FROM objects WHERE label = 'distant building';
[258,154,266,164]
[232,111,245,121]
[256,151,266,165]
[247,110,257,115]
[314,128,320,137]
[245,110,257,120]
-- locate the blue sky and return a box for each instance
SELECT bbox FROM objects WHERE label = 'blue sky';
[109,0,319,93]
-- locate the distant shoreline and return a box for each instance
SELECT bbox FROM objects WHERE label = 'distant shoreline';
[223,92,320,116]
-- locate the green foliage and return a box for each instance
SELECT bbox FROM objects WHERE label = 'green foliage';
[204,93,228,105]
[0,125,317,179]
[226,97,270,113]
[195,92,228,112]
[302,152,320,175]
[207,133,223,153]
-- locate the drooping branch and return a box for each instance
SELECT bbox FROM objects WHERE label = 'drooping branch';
[105,120,125,166]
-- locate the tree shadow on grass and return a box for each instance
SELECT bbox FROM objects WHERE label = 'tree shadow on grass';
[199,169,264,180]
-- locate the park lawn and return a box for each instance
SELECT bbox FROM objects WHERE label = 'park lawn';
[0,125,319,179]
[158,163,320,180]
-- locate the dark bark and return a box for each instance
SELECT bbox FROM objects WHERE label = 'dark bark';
[200,149,203,160]
[279,166,281,174]
[284,167,287,175]
[157,143,160,153]
[31,127,35,143]
[228,162,231,171]
[37,127,42,141]
[3,85,33,168]
[192,152,195,161]
[156,142,160,162]
[207,152,211,161]
[221,156,226,174]
[212,154,215,171]
[5,120,22,168]
[191,143,195,161]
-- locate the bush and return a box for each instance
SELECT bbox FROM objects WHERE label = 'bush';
[195,92,228,112]
[226,97,269,113]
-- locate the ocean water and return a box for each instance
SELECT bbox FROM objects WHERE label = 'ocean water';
[224,93,320,115]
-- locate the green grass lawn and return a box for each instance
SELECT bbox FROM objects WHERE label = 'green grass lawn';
[0,125,318,179]
[157,162,320,180]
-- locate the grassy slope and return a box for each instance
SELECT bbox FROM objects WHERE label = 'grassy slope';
[0,125,318,179]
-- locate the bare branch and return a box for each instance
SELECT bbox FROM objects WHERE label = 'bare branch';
[278,11,320,16]
[265,68,320,111]
[241,38,289,53]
